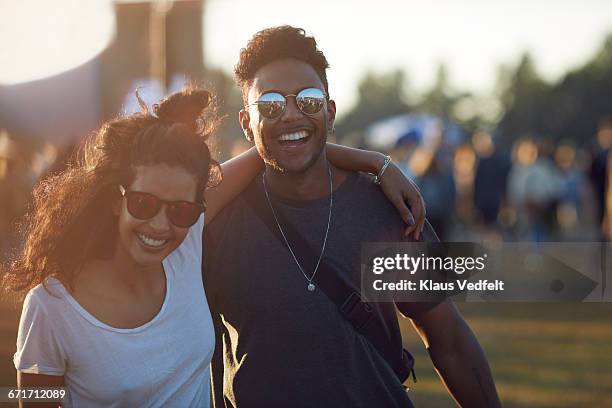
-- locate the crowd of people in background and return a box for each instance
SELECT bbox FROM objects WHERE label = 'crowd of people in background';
[383,117,612,243]
[1,116,611,252]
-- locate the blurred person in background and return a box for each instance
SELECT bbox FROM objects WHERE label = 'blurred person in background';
[554,142,592,239]
[2,86,428,407]
[392,135,419,179]
[507,137,564,241]
[416,150,456,241]
[589,117,612,240]
[472,132,511,229]
[603,147,612,240]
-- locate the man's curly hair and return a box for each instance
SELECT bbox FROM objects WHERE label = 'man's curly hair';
[234,25,330,102]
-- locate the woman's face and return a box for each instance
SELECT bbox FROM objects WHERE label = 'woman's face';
[115,163,199,267]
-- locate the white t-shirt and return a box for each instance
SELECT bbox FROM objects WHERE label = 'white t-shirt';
[14,215,214,408]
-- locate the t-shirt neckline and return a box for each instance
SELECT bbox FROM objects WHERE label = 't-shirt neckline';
[51,260,173,334]
[262,171,359,209]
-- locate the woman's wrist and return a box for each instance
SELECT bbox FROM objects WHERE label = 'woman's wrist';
[369,151,388,175]
[373,154,392,185]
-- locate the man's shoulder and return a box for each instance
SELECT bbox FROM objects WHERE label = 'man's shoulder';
[336,170,385,199]
[208,177,263,218]
[336,171,439,243]
[351,170,378,188]
[206,176,262,231]
[337,171,398,212]
[333,171,407,239]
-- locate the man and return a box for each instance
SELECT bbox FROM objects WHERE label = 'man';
[203,26,501,407]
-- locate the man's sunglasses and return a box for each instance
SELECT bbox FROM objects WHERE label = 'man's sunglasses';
[244,87,328,119]
[119,185,205,228]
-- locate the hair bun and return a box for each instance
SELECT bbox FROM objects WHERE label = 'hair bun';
[153,88,211,130]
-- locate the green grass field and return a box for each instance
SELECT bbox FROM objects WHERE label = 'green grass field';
[1,299,611,407]
[404,303,612,407]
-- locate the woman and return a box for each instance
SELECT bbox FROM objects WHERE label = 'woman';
[4,88,425,407]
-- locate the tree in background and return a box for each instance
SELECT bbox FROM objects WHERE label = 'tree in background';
[336,69,412,144]
[337,33,612,149]
[495,52,550,142]
[497,34,612,146]
[418,63,457,120]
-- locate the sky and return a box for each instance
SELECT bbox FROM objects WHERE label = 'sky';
[2,0,612,116]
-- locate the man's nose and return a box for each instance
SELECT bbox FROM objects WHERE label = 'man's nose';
[280,96,302,122]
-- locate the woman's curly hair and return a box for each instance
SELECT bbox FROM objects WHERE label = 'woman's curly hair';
[2,87,221,300]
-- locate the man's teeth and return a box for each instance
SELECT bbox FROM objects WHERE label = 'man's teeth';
[279,130,308,141]
[137,233,168,247]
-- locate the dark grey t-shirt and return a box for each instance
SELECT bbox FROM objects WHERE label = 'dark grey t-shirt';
[203,172,439,408]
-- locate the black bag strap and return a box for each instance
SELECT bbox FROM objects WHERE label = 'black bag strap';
[242,181,416,383]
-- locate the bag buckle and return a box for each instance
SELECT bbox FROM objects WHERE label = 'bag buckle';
[340,292,374,331]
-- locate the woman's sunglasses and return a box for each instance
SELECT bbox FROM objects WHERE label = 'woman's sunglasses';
[119,185,205,228]
[245,87,328,119]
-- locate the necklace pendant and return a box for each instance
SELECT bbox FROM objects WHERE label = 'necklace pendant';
[307,283,316,292]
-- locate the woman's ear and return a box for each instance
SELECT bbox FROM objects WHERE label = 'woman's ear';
[112,196,122,217]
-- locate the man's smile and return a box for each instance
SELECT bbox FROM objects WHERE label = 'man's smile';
[276,128,312,149]
[278,129,309,141]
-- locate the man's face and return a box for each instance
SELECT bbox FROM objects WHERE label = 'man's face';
[240,58,336,174]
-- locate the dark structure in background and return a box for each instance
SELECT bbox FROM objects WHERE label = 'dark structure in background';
[0,0,207,252]
[0,0,206,146]
[100,0,205,119]
[165,1,205,84]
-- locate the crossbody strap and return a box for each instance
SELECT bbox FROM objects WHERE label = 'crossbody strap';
[242,181,415,383]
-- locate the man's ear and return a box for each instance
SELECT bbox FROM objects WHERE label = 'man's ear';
[327,99,337,133]
[239,110,254,142]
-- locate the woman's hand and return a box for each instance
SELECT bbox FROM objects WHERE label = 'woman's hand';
[378,162,426,240]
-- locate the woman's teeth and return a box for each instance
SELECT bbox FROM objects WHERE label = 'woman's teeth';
[137,233,168,247]
[279,130,308,141]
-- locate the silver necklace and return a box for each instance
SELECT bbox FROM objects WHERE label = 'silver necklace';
[262,164,333,292]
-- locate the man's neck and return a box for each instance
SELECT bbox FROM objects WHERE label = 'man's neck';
[264,154,332,201]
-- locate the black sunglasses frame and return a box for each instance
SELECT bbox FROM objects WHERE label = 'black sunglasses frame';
[118,185,205,228]
[243,87,329,119]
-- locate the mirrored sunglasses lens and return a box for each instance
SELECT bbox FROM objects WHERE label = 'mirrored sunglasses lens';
[257,93,285,118]
[167,202,202,227]
[297,88,325,114]
[127,192,159,219]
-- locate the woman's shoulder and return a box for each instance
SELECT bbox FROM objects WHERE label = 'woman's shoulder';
[15,279,70,376]
[23,278,69,314]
